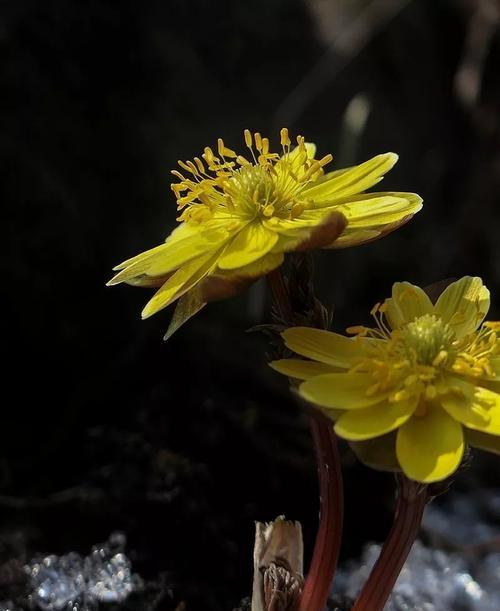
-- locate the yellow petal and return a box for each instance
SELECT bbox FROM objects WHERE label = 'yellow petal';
[348,433,400,472]
[396,407,464,483]
[338,192,422,226]
[218,222,279,270]
[270,359,339,380]
[201,253,284,302]
[466,429,500,455]
[329,228,382,249]
[384,282,434,329]
[302,153,398,203]
[264,212,331,250]
[112,222,198,271]
[289,212,347,251]
[282,327,365,367]
[123,272,172,288]
[434,277,490,338]
[217,252,284,278]
[265,211,346,246]
[108,226,232,285]
[141,249,221,319]
[440,377,489,426]
[299,372,389,410]
[112,242,177,273]
[335,397,417,441]
[441,378,500,435]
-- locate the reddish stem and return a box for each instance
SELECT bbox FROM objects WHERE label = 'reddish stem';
[266,268,344,611]
[298,409,344,611]
[351,475,428,611]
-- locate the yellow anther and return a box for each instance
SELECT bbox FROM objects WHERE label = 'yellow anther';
[194,157,205,174]
[404,374,418,387]
[171,183,188,196]
[203,147,215,163]
[177,192,200,208]
[391,389,410,402]
[302,161,321,181]
[280,128,291,147]
[452,362,467,374]
[178,160,194,173]
[432,350,448,367]
[170,129,331,228]
[217,138,237,158]
[252,187,260,204]
[186,161,199,175]
[485,321,500,330]
[318,154,333,167]
[371,302,381,317]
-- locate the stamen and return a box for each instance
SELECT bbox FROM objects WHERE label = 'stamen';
[280,128,291,147]
[170,129,335,225]
[194,157,205,174]
[244,129,253,148]
[178,160,195,174]
[318,154,333,167]
[432,350,448,367]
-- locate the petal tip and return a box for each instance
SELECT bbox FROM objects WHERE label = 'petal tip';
[141,305,155,320]
[381,152,399,167]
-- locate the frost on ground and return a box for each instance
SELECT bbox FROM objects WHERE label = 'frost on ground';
[0,533,141,611]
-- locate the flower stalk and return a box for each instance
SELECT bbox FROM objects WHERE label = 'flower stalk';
[267,267,344,611]
[298,408,343,611]
[351,475,428,611]
[267,267,294,323]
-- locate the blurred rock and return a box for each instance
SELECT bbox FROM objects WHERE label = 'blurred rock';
[335,489,500,610]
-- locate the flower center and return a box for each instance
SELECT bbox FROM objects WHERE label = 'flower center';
[401,314,456,366]
[348,302,500,409]
[170,129,333,224]
[224,164,305,221]
[347,310,458,404]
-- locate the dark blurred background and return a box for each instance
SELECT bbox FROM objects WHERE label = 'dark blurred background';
[1,0,500,609]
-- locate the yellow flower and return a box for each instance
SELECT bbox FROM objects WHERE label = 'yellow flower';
[271,277,500,483]
[108,130,422,336]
